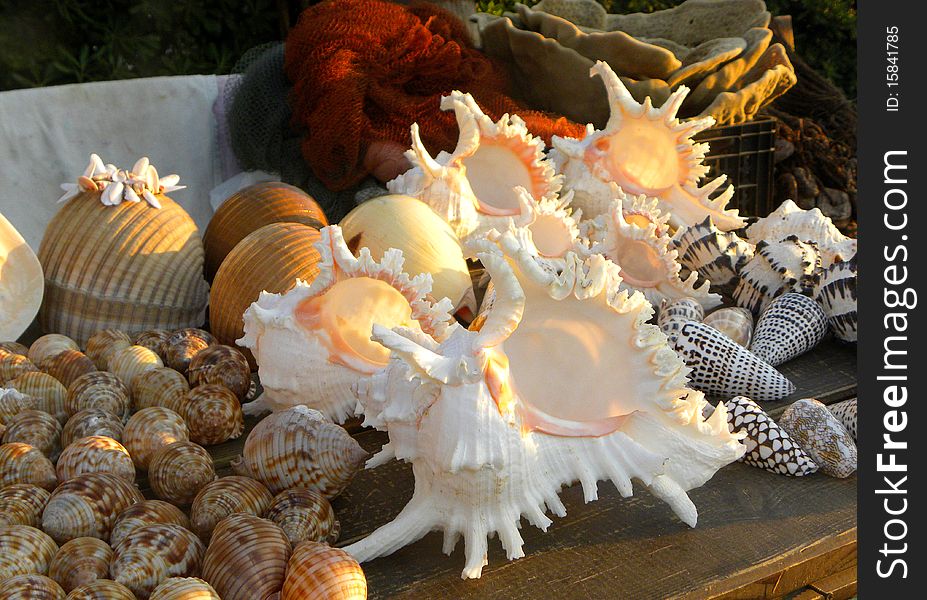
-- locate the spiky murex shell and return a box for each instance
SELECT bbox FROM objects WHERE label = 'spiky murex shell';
[671,216,755,291]
[747,200,856,267]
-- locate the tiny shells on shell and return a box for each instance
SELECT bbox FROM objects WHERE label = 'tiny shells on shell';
[281,541,367,600]
[61,409,124,449]
[130,368,190,414]
[148,441,216,506]
[723,396,817,476]
[187,345,251,401]
[0,573,66,599]
[0,442,58,490]
[85,330,133,371]
[48,537,113,592]
[7,372,68,424]
[149,577,221,600]
[40,472,144,544]
[63,579,136,600]
[163,329,215,374]
[750,293,827,366]
[1,354,40,385]
[2,409,62,460]
[40,350,97,389]
[266,488,340,546]
[123,408,189,470]
[182,385,244,446]
[703,307,753,347]
[110,500,191,549]
[779,398,857,478]
[55,436,135,483]
[189,476,273,541]
[0,524,59,581]
[110,523,206,599]
[828,398,857,442]
[201,513,292,600]
[108,346,164,389]
[0,484,51,528]
[28,334,79,366]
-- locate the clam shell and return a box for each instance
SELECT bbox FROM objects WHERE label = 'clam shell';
[657,297,704,338]
[85,330,133,371]
[671,216,755,290]
[111,523,206,599]
[133,330,171,359]
[61,409,124,449]
[828,398,857,442]
[0,443,57,490]
[0,484,51,528]
[149,577,220,600]
[66,372,130,422]
[189,476,273,542]
[2,410,62,460]
[703,307,753,347]
[148,442,216,506]
[187,345,251,401]
[0,342,30,357]
[779,398,857,478]
[266,488,340,546]
[41,472,144,544]
[111,500,191,549]
[210,223,322,368]
[0,525,59,581]
[281,541,366,600]
[750,293,827,366]
[41,351,96,389]
[0,388,37,427]
[48,537,113,592]
[723,396,817,476]
[201,513,291,600]
[182,385,244,446]
[0,574,66,599]
[108,346,163,389]
[7,372,68,424]
[813,256,857,343]
[130,368,190,414]
[56,436,135,483]
[29,335,79,366]
[1,354,39,385]
[123,408,189,470]
[63,579,136,600]
[162,329,215,375]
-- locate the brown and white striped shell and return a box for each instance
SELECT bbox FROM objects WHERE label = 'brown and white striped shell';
[133,330,170,360]
[7,373,68,424]
[2,410,62,460]
[0,484,51,528]
[779,398,857,478]
[281,541,366,600]
[48,537,113,592]
[0,388,36,427]
[232,406,367,497]
[108,346,163,389]
[266,488,340,546]
[0,443,57,490]
[66,373,130,422]
[55,436,135,483]
[182,385,243,446]
[148,442,216,506]
[123,408,189,470]
[0,574,66,599]
[61,410,124,449]
[187,346,251,401]
[0,525,59,581]
[40,351,96,390]
[0,342,30,358]
[64,579,136,600]
[189,476,273,542]
[149,577,220,600]
[201,514,291,600]
[41,472,144,544]
[1,354,40,386]
[130,368,190,414]
[162,330,215,375]
[111,523,206,599]
[28,335,79,367]
[111,500,191,549]
[85,330,133,371]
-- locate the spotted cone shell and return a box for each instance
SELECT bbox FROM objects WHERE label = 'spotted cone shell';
[0,484,51,528]
[828,398,857,441]
[187,345,251,401]
[41,472,144,544]
[266,488,340,546]
[779,398,857,478]
[111,523,206,599]
[182,385,244,446]
[281,541,367,600]
[66,372,130,422]
[48,537,113,592]
[28,335,79,366]
[0,524,59,581]
[201,513,291,600]
[41,351,96,389]
[61,409,124,448]
[148,442,216,506]
[750,293,827,366]
[64,579,136,600]
[7,372,68,424]
[0,442,57,490]
[149,577,221,600]
[724,396,817,476]
[657,297,704,338]
[131,368,190,414]
[111,500,191,549]
[55,436,135,483]
[189,476,273,542]
[2,409,62,460]
[0,574,66,599]
[85,330,133,371]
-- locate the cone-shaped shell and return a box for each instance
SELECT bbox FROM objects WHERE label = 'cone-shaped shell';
[703,307,753,347]
[37,190,209,347]
[0,574,66,599]
[0,484,51,528]
[111,523,205,599]
[723,396,817,476]
[750,293,827,366]
[133,330,170,359]
[0,443,57,490]
[266,488,340,546]
[66,372,130,422]
[204,182,328,281]
[0,525,59,581]
[41,472,144,544]
[29,335,79,367]
[182,385,243,446]
[1,354,39,386]
[0,388,36,428]
[813,257,857,343]
[64,579,135,600]
[111,500,191,549]
[779,398,857,478]
[131,369,189,414]
[123,408,189,470]
[108,346,163,389]
[85,330,132,371]
[148,442,215,506]
[40,351,96,389]
[231,406,367,497]
[61,410,124,449]
[149,577,220,600]
[281,541,366,600]
[828,398,857,441]
[187,346,251,401]
[211,223,322,368]
[2,410,62,460]
[189,476,273,542]
[7,373,68,424]
[0,212,43,341]
[162,330,215,375]
[48,537,113,592]
[55,436,135,483]
[201,514,291,600]
[657,297,704,338]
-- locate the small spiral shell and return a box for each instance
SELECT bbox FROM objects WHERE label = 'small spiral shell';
[63,579,136,600]
[0,388,37,426]
[189,476,273,542]
[148,442,216,506]
[28,335,79,367]
[66,372,130,422]
[182,385,243,446]
[281,542,367,600]
[48,537,113,592]
[0,525,59,581]
[123,408,189,471]
[61,409,124,449]
[201,514,291,600]
[0,574,66,599]
[149,577,219,600]
[1,354,39,385]
[130,368,190,414]
[40,472,144,544]
[85,330,133,371]
[2,410,62,460]
[40,351,97,390]
[163,330,215,374]
[0,484,51,528]
[108,346,164,389]
[187,346,251,401]
[266,488,340,546]
[0,342,30,357]
[111,523,206,599]
[0,443,57,490]
[55,436,135,483]
[133,331,171,359]
[111,500,191,549]
[7,373,68,424]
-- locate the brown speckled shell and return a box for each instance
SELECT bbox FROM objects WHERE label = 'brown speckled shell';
[162,329,215,374]
[123,408,189,471]
[266,488,340,546]
[0,484,51,527]
[85,330,133,371]
[281,541,366,600]
[0,342,30,357]
[41,351,97,389]
[130,368,190,414]
[7,372,68,424]
[187,346,251,401]
[0,525,59,581]
[108,346,163,389]
[55,436,135,483]
[148,442,216,506]
[0,443,57,490]
[134,330,171,359]
[111,523,205,599]
[61,409,124,449]
[66,372,130,422]
[149,577,220,600]
[2,410,62,460]
[111,500,191,549]
[189,476,273,542]
[1,354,40,385]
[41,472,144,544]
[201,514,291,600]
[64,579,136,599]
[29,335,79,366]
[0,574,66,599]
[182,385,243,446]
[48,537,113,592]
[0,388,36,426]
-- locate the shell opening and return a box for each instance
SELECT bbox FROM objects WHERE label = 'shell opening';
[462,141,538,216]
[529,214,575,258]
[586,122,681,195]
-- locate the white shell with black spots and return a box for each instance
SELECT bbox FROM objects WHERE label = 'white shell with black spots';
[779,398,857,478]
[658,297,704,339]
[724,396,818,476]
[750,293,827,366]
[827,398,857,441]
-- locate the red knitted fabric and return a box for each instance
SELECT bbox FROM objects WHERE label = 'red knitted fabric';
[284,0,585,190]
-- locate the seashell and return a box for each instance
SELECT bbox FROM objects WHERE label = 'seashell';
[671,216,755,291]
[0,342,30,358]
[29,335,79,367]
[149,577,220,600]
[0,484,51,528]
[64,579,136,600]
[0,213,44,342]
[130,368,189,414]
[703,307,753,347]
[133,330,171,359]
[41,351,96,389]
[55,436,135,483]
[110,523,205,599]
[231,406,367,497]
[85,330,133,371]
[750,293,827,366]
[281,541,366,600]
[0,498,35,527]
[189,476,273,541]
[148,442,216,506]
[670,321,796,403]
[61,409,124,449]
[203,181,329,281]
[48,537,113,592]
[66,372,130,422]
[0,525,59,581]
[0,443,57,490]
[162,330,214,375]
[41,472,144,544]
[186,346,251,401]
[2,410,62,460]
[657,297,704,339]
[1,354,40,386]
[779,398,857,478]
[266,488,340,546]
[723,396,817,476]
[201,513,291,600]
[0,387,36,427]
[7,373,68,424]
[123,408,189,470]
[108,346,164,389]
[746,200,856,267]
[111,500,191,549]
[0,574,66,599]
[828,398,857,442]
[182,385,244,446]
[733,237,822,315]
[813,256,857,343]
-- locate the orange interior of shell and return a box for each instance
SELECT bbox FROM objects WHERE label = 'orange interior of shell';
[584,119,685,196]
[461,136,552,215]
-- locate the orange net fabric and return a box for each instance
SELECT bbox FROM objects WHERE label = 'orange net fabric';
[284,0,586,190]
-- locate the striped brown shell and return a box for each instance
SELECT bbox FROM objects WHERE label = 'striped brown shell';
[108,346,163,389]
[111,523,206,599]
[130,368,189,414]
[55,436,135,483]
[85,330,133,371]
[281,541,366,600]
[0,484,51,528]
[148,442,216,506]
[162,329,215,374]
[111,500,191,548]
[66,372,130,422]
[201,513,291,600]
[133,330,171,359]
[64,579,136,600]
[41,472,144,544]
[266,488,340,546]
[7,372,68,424]
[48,537,113,592]
[149,577,219,600]
[0,388,36,426]
[0,443,57,490]
[1,354,39,385]
[123,408,189,470]
[187,346,251,401]
[0,574,66,599]
[0,525,59,581]
[41,351,97,389]
[61,409,124,449]
[2,410,62,460]
[28,335,79,366]
[231,406,367,497]
[0,342,30,357]
[189,476,273,542]
[182,385,243,446]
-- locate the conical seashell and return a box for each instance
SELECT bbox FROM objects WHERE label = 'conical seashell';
[231,406,367,497]
[131,368,190,414]
[0,525,59,580]
[64,579,136,600]
[828,398,857,441]
[85,330,133,371]
[108,346,164,389]
[111,500,191,549]
[281,541,366,600]
[657,297,704,339]
[779,399,857,478]
[48,537,113,592]
[29,335,79,367]
[1,354,40,385]
[111,523,205,599]
[671,216,755,292]
[123,408,189,470]
[61,409,124,449]
[0,342,30,357]
[162,330,215,375]
[813,256,857,343]
[266,488,340,546]
[750,293,827,366]
[41,473,143,544]
[201,514,291,600]
[189,476,273,542]
[0,443,57,490]
[186,346,251,401]
[0,388,37,427]
[746,200,856,267]
[148,442,216,506]
[723,396,817,476]
[0,574,66,599]
[703,307,753,347]
[55,436,135,483]
[670,321,796,402]
[66,372,130,422]
[0,213,43,342]
[733,237,822,315]
[7,372,68,424]
[149,577,220,600]
[41,351,96,389]
[182,385,243,446]
[0,484,51,528]
[133,330,171,359]
[2,410,62,460]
